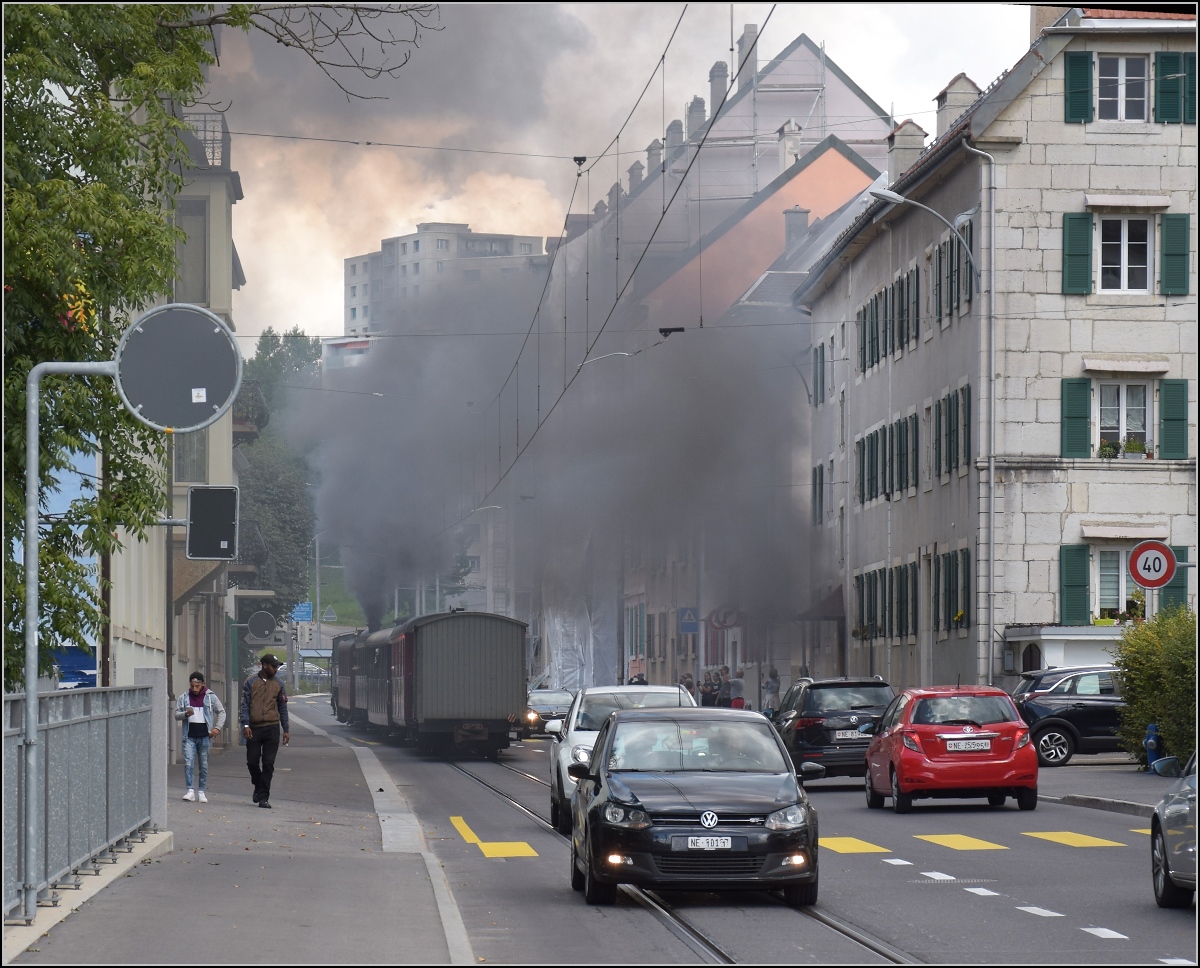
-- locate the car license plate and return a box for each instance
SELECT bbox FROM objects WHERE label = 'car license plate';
[688,837,732,850]
[946,739,991,752]
[834,729,865,741]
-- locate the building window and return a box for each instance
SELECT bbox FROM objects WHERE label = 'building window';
[413,262,420,275]
[437,238,449,251]
[1097,549,1139,619]
[1098,382,1148,449]
[467,556,480,572]
[362,261,368,273]
[363,283,368,295]
[173,429,207,483]
[838,390,846,447]
[351,264,357,277]
[1100,217,1150,291]
[1098,56,1147,121]
[350,285,357,297]
[363,304,368,316]
[413,239,420,252]
[400,264,407,277]
[520,242,533,255]
[436,261,444,274]
[400,243,407,255]
[350,307,357,319]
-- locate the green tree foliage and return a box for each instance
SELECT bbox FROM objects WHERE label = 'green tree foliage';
[1112,607,1196,765]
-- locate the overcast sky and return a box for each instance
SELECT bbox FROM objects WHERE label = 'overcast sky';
[207,3,1032,349]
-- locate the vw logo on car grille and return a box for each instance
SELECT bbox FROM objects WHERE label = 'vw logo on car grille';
[700,811,719,828]
[850,715,859,725]
[962,726,974,733]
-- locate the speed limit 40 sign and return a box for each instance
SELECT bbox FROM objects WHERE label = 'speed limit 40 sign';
[1129,541,1177,589]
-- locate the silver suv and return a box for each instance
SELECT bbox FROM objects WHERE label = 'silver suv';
[545,684,695,833]
[1150,752,1197,908]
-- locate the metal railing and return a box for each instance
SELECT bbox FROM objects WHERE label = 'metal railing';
[3,686,154,921]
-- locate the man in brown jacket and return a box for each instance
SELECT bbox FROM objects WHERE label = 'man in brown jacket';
[239,653,290,809]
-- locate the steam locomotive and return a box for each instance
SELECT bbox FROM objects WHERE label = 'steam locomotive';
[331,610,527,756]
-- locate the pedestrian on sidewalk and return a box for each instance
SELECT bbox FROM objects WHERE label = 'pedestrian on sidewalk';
[763,667,780,716]
[716,667,732,707]
[240,653,290,809]
[729,669,746,709]
[175,672,226,803]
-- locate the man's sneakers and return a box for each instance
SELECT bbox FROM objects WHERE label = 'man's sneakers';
[183,789,196,801]
[198,791,208,803]
[252,790,261,803]
[258,799,271,809]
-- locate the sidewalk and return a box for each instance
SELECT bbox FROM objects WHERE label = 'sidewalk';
[1035,752,1173,818]
[6,708,462,965]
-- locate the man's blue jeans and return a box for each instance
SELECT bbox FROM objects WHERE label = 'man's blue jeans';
[183,734,211,791]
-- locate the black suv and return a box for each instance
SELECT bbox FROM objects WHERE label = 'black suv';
[772,677,895,777]
[1011,665,1124,766]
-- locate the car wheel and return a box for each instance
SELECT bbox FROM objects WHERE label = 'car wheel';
[1016,787,1038,811]
[891,769,912,814]
[549,796,561,830]
[553,776,572,834]
[1035,727,1074,767]
[1152,827,1193,908]
[570,839,585,892]
[865,771,884,809]
[987,793,1006,807]
[583,843,616,905]
[782,878,818,907]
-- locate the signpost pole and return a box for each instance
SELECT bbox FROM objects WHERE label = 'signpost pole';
[315,532,321,681]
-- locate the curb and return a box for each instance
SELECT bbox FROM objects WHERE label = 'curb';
[1039,794,1155,818]
[2,830,174,966]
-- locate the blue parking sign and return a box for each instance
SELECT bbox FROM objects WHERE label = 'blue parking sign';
[678,607,699,635]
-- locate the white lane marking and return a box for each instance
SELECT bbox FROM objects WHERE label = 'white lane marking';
[1017,906,1064,917]
[921,871,955,881]
[964,887,1000,896]
[882,858,913,865]
[1082,928,1128,940]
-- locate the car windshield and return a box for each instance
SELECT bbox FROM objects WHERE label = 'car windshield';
[804,685,893,713]
[608,721,789,773]
[529,690,573,705]
[910,695,1019,726]
[573,691,686,731]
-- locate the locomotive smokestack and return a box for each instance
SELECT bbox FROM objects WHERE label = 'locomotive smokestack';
[364,600,383,632]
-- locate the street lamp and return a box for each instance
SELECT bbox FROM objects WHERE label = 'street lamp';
[870,189,981,293]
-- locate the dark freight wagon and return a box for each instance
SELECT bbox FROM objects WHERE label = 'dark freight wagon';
[337,611,526,756]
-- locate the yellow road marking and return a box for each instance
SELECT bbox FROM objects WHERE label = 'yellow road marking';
[916,834,1008,851]
[1022,831,1126,848]
[820,836,890,853]
[1130,828,1152,835]
[451,816,538,858]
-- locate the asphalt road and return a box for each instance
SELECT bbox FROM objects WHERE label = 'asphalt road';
[303,701,1196,965]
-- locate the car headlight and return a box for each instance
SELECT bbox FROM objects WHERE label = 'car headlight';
[526,711,539,722]
[602,802,650,829]
[765,803,809,831]
[571,745,593,764]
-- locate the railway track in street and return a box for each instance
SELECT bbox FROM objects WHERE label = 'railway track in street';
[445,758,917,965]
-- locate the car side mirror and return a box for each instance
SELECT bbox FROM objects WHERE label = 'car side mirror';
[1151,756,1181,778]
[858,722,876,736]
[567,761,591,781]
[545,720,563,737]
[798,761,826,783]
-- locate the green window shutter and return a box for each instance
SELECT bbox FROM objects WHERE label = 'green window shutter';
[1158,379,1189,459]
[943,553,953,630]
[961,548,971,628]
[857,439,865,504]
[1061,378,1093,458]
[1059,544,1091,626]
[887,423,895,496]
[910,414,919,487]
[811,467,819,524]
[887,568,894,638]
[1062,212,1093,294]
[1156,51,1184,124]
[1160,214,1190,296]
[965,221,974,305]
[911,268,920,343]
[1186,52,1196,124]
[933,555,940,630]
[1064,51,1093,123]
[933,246,942,320]
[898,418,908,490]
[857,308,866,373]
[934,399,942,475]
[948,392,958,469]
[855,575,864,634]
[962,384,972,467]
[898,276,907,345]
[910,562,919,634]
[1161,547,1189,612]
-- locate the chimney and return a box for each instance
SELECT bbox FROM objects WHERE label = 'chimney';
[777,118,803,170]
[887,119,927,183]
[628,158,644,191]
[665,119,684,161]
[593,199,608,218]
[607,181,623,212]
[646,138,663,174]
[784,206,810,248]
[686,96,707,140]
[934,73,981,138]
[709,61,729,116]
[1030,5,1070,43]
[737,24,758,91]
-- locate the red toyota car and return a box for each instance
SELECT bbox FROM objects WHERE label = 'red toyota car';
[862,686,1038,813]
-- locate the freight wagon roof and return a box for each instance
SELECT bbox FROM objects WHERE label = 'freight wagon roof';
[401,610,528,636]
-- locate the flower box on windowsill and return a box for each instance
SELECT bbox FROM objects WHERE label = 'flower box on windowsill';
[1121,451,1145,460]
[1093,618,1117,626]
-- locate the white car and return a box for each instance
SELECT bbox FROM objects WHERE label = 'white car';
[545,684,695,833]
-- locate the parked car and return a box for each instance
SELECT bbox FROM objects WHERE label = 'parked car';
[1010,665,1124,767]
[566,707,824,906]
[864,686,1038,813]
[522,688,574,737]
[1149,752,1197,908]
[772,677,895,778]
[545,685,695,833]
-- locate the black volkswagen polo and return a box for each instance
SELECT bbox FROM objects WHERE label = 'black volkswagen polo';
[567,707,823,907]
